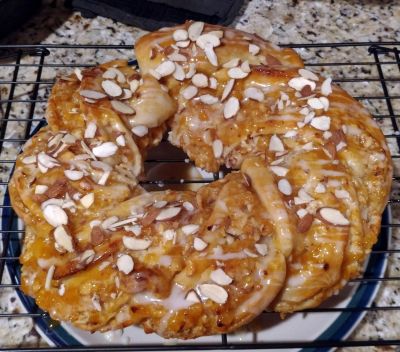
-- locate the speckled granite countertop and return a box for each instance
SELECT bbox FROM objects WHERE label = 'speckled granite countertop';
[0,0,399,349]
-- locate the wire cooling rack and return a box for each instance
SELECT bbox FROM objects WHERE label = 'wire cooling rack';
[0,42,400,350]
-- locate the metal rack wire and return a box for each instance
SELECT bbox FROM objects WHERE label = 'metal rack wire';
[0,42,399,350]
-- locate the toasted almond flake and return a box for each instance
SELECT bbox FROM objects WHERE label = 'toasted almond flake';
[92,142,118,158]
[204,43,218,66]
[92,294,102,311]
[156,207,181,221]
[129,79,140,93]
[186,290,200,303]
[84,122,97,139]
[299,68,318,81]
[223,96,239,119]
[192,73,208,88]
[188,21,204,41]
[131,125,149,137]
[38,152,59,168]
[168,52,187,62]
[271,157,284,165]
[212,139,223,158]
[79,89,107,100]
[101,216,119,229]
[335,189,350,199]
[154,200,168,208]
[54,226,74,252]
[315,183,326,193]
[22,155,37,164]
[102,68,117,79]
[297,208,308,218]
[38,163,48,173]
[43,204,68,227]
[299,188,314,202]
[278,179,292,195]
[307,97,324,110]
[199,94,218,105]
[244,248,258,257]
[181,224,199,235]
[210,268,233,285]
[110,100,135,115]
[209,77,218,89]
[58,283,65,296]
[319,207,350,226]
[173,63,185,81]
[120,88,132,100]
[181,85,198,100]
[193,237,208,251]
[288,77,316,92]
[240,60,251,73]
[45,265,55,290]
[155,60,175,77]
[91,160,112,171]
[109,217,137,229]
[123,236,152,250]
[163,229,176,242]
[227,67,248,79]
[125,224,142,236]
[74,68,83,81]
[269,134,285,152]
[223,58,240,68]
[221,79,235,102]
[320,96,329,111]
[35,185,48,194]
[64,169,83,181]
[270,165,289,177]
[185,63,196,79]
[244,87,264,102]
[80,193,94,208]
[173,29,189,41]
[149,68,161,80]
[321,77,332,96]
[297,122,305,128]
[311,116,331,131]
[283,130,297,138]
[199,283,228,304]
[98,261,111,271]
[117,254,134,274]
[116,135,126,147]
[300,107,309,115]
[101,79,122,97]
[176,40,190,48]
[196,33,220,49]
[183,201,194,212]
[249,43,260,55]
[255,243,268,256]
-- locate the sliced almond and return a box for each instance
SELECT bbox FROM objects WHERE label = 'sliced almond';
[288,77,316,92]
[283,130,297,138]
[315,183,326,193]
[192,73,208,88]
[199,94,218,105]
[92,142,118,158]
[249,43,260,55]
[101,79,122,97]
[321,77,332,96]
[270,165,289,177]
[120,88,132,100]
[22,155,36,164]
[244,87,264,102]
[79,89,107,101]
[176,40,190,48]
[149,69,161,80]
[299,68,318,81]
[223,96,239,119]
[181,224,199,235]
[221,79,234,102]
[227,67,248,79]
[110,100,135,115]
[185,63,196,79]
[241,60,251,73]
[269,134,285,152]
[297,213,314,233]
[212,139,223,158]
[278,179,292,195]
[101,216,118,229]
[155,60,175,77]
[173,63,185,81]
[123,236,152,250]
[74,68,83,81]
[199,283,228,304]
[45,265,55,290]
[131,125,148,137]
[43,204,68,227]
[84,122,97,139]
[196,33,220,49]
[319,96,329,111]
[154,200,168,208]
[318,207,350,226]
[204,43,218,66]
[35,185,48,195]
[296,208,308,218]
[188,21,204,41]
[310,116,331,131]
[38,152,59,168]
[80,193,94,209]
[168,52,187,62]
[255,243,268,256]
[117,254,134,274]
[307,97,324,110]
[193,237,208,251]
[185,290,201,303]
[335,189,350,199]
[102,68,117,79]
[116,135,126,147]
[209,77,218,89]
[223,58,240,68]
[183,201,195,212]
[163,229,176,242]
[64,169,83,181]
[129,80,140,93]
[173,29,189,41]
[182,85,198,100]
[156,207,181,221]
[210,268,232,285]
[54,225,74,252]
